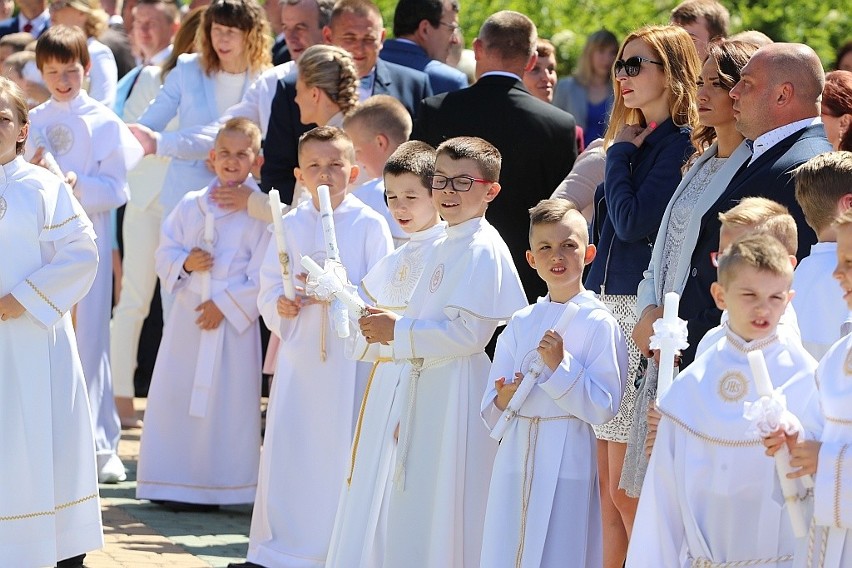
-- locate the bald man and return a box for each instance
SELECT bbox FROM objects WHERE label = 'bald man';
[649,42,832,366]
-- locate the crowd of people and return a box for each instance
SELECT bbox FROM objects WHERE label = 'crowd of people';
[2,0,852,566]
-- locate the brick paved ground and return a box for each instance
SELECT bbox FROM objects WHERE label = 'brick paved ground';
[84,400,255,567]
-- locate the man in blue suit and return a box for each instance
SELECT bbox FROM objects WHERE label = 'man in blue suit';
[0,0,49,38]
[644,43,832,366]
[261,0,432,198]
[379,0,467,95]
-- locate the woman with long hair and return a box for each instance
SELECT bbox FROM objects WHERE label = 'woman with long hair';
[583,24,700,568]
[821,70,852,151]
[132,0,271,216]
[553,29,619,146]
[294,44,359,129]
[47,0,118,106]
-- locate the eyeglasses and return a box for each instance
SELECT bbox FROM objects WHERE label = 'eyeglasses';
[429,174,493,192]
[438,21,460,33]
[613,56,664,77]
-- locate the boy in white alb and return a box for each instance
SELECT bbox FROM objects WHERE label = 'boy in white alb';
[769,208,852,567]
[791,152,852,360]
[0,77,103,568]
[246,126,393,568]
[326,141,446,567]
[136,118,269,508]
[343,95,413,247]
[359,137,528,568]
[26,25,143,484]
[481,199,627,568]
[628,234,823,568]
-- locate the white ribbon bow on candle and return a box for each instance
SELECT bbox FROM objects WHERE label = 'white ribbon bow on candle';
[648,318,690,351]
[743,390,800,438]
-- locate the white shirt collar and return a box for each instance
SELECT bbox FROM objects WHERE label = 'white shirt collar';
[18,10,49,36]
[147,45,172,66]
[748,117,820,165]
[479,70,522,81]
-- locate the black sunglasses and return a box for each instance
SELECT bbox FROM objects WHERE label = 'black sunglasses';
[613,56,664,77]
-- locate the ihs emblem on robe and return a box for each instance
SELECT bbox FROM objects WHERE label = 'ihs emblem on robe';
[718,371,748,402]
[46,124,74,156]
[384,251,423,305]
[429,263,444,293]
[844,348,852,376]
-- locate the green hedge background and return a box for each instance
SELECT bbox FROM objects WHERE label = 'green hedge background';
[373,0,851,75]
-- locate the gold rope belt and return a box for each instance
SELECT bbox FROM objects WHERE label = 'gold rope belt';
[689,554,794,567]
[346,357,393,486]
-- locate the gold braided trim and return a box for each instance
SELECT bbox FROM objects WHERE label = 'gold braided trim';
[361,281,377,304]
[660,409,763,447]
[690,554,793,567]
[346,358,392,486]
[408,319,417,359]
[825,415,852,426]
[137,480,256,490]
[25,279,62,316]
[43,213,81,231]
[725,332,778,354]
[0,492,98,522]
[224,289,252,324]
[834,444,850,528]
[517,414,576,421]
[446,305,514,322]
[551,369,585,402]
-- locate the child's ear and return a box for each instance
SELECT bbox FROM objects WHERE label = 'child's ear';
[786,288,795,305]
[376,133,389,151]
[710,281,726,310]
[208,148,216,164]
[839,193,852,214]
[293,166,303,184]
[348,163,360,184]
[789,254,797,269]
[17,122,28,144]
[525,249,536,269]
[254,154,264,169]
[483,181,501,203]
[84,62,92,76]
[584,243,597,266]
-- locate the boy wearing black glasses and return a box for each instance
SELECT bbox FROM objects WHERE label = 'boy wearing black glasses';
[358,136,527,567]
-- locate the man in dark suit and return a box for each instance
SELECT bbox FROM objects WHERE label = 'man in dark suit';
[0,0,49,38]
[637,43,832,366]
[380,0,467,95]
[261,0,432,198]
[411,10,577,299]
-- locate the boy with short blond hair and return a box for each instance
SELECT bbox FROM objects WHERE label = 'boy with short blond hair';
[327,140,445,567]
[628,233,822,568]
[782,207,852,567]
[344,94,414,246]
[136,118,269,508]
[480,198,627,567]
[791,151,852,359]
[26,24,143,484]
[359,136,527,567]
[247,125,393,566]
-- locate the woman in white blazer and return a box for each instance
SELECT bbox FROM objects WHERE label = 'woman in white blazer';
[623,39,761,498]
[132,0,271,215]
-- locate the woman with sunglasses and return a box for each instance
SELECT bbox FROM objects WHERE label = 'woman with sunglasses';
[583,24,699,568]
[626,38,759,499]
[131,0,271,218]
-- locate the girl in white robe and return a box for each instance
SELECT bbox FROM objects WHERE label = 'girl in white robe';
[480,291,627,568]
[250,193,393,567]
[0,77,103,565]
[135,176,269,505]
[26,88,143,480]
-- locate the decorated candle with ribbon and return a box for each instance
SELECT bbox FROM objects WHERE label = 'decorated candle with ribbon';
[269,189,296,301]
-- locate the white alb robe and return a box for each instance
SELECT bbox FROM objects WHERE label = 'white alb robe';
[792,243,850,360]
[326,222,447,568]
[627,330,823,568]
[136,178,269,504]
[249,194,393,567]
[382,216,527,568]
[802,333,852,567]
[480,291,627,568]
[26,92,143,459]
[0,157,103,566]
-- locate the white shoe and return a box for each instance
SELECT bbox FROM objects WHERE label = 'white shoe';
[98,453,127,484]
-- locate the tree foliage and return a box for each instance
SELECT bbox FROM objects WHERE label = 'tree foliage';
[373,0,851,75]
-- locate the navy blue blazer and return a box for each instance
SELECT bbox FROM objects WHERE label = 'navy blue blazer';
[585,119,694,296]
[0,16,48,38]
[678,122,831,365]
[380,38,468,95]
[260,58,432,198]
[272,37,290,66]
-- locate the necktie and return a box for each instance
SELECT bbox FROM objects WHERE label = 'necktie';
[22,21,33,33]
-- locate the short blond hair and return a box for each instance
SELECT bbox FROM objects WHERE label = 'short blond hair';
[216,117,262,153]
[717,233,793,287]
[343,94,412,146]
[719,197,797,255]
[528,198,586,244]
[794,151,852,234]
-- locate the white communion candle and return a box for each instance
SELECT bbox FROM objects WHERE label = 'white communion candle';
[269,189,296,301]
[317,184,341,263]
[656,292,681,401]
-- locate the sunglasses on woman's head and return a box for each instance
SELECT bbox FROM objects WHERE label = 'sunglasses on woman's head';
[613,56,664,77]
